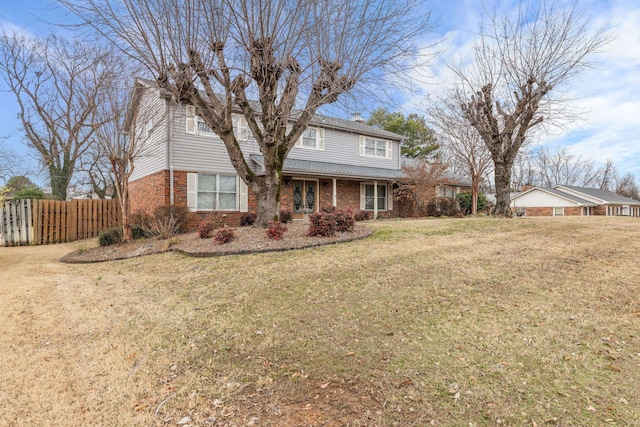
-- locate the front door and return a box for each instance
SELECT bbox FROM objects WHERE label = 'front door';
[292,180,317,219]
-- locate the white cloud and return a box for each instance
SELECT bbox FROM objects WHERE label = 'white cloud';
[402,0,640,179]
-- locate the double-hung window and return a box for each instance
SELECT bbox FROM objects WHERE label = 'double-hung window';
[186,106,248,140]
[553,207,564,217]
[195,174,237,211]
[295,127,324,150]
[359,136,392,159]
[360,183,391,211]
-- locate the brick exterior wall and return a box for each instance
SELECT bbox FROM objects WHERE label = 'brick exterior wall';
[279,177,398,217]
[129,171,171,215]
[564,207,583,216]
[129,170,400,229]
[523,207,553,216]
[594,205,607,215]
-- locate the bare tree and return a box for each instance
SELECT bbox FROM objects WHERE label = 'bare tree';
[395,160,450,213]
[0,135,17,184]
[596,159,617,191]
[0,32,115,200]
[92,80,157,242]
[614,173,640,200]
[531,147,600,188]
[432,94,492,214]
[511,148,536,190]
[454,1,610,216]
[63,0,432,225]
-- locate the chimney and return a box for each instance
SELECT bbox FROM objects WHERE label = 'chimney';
[351,112,366,124]
[521,184,534,192]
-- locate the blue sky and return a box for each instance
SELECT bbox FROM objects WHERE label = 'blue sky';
[1,0,639,187]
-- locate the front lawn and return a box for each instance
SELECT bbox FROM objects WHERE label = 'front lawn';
[2,216,639,426]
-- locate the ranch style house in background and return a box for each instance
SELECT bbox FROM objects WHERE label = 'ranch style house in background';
[124,79,469,225]
[511,185,640,217]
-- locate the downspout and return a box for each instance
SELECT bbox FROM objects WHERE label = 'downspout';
[162,94,175,205]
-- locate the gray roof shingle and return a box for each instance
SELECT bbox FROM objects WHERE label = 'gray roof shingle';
[250,155,404,180]
[555,185,640,205]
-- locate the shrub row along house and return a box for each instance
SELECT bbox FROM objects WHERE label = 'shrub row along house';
[511,185,640,217]
[125,79,469,225]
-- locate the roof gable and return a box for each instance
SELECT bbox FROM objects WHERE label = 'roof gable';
[554,185,640,205]
[511,186,596,206]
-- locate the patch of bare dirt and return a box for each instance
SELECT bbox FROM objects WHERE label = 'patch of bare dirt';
[60,223,374,263]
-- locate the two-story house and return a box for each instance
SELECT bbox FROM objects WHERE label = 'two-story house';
[125,79,405,226]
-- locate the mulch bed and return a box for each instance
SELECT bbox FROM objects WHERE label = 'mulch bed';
[60,223,374,263]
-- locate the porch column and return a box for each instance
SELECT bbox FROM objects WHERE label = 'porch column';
[332,178,337,207]
[373,180,378,219]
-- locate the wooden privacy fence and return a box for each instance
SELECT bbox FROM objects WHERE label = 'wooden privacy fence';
[0,199,121,246]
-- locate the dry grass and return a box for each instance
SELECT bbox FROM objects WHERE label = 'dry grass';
[1,216,639,426]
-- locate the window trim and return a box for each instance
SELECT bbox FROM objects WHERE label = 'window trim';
[553,207,564,217]
[186,105,248,141]
[359,136,392,159]
[188,173,239,212]
[360,182,392,211]
[295,126,324,151]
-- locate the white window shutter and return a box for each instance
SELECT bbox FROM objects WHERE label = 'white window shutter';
[359,136,365,156]
[187,173,197,211]
[317,128,324,150]
[360,183,366,210]
[185,105,196,134]
[239,178,248,212]
[386,141,392,159]
[387,184,393,211]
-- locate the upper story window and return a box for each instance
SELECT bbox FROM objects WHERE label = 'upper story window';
[186,105,249,140]
[359,136,392,159]
[295,127,324,150]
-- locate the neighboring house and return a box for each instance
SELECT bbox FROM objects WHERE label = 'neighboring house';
[511,185,640,217]
[397,158,472,217]
[125,79,406,226]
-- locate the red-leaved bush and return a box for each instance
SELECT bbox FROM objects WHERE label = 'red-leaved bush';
[240,212,257,226]
[214,227,236,244]
[197,220,216,238]
[279,209,293,224]
[307,212,336,237]
[266,221,287,240]
[334,208,355,232]
[354,210,370,221]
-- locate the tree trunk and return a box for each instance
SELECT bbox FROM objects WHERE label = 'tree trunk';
[254,171,282,227]
[493,160,513,217]
[471,175,480,215]
[50,168,70,200]
[120,184,132,243]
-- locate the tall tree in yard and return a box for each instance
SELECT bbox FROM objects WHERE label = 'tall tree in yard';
[453,1,610,217]
[431,94,492,215]
[0,33,115,200]
[63,0,432,226]
[367,108,439,159]
[93,81,154,242]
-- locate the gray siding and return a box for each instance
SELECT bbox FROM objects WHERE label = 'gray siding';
[130,90,402,180]
[170,105,261,174]
[129,88,168,181]
[287,127,400,170]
